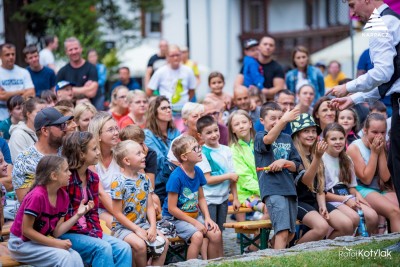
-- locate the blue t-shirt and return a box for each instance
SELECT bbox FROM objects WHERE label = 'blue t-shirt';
[111,78,141,90]
[27,66,56,97]
[162,165,207,217]
[357,49,373,72]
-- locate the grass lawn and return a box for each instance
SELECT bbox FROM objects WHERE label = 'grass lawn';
[211,239,400,267]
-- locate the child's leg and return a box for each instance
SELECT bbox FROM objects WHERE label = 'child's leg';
[150,230,170,266]
[365,191,400,232]
[274,230,289,249]
[326,209,354,238]
[297,210,329,243]
[359,203,379,234]
[173,219,204,260]
[122,232,147,267]
[187,231,204,259]
[201,237,209,260]
[8,235,84,267]
[151,193,162,215]
[265,195,296,249]
[337,204,360,229]
[205,228,223,259]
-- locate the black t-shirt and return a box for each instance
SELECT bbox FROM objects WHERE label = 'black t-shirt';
[56,61,98,86]
[296,155,318,204]
[145,147,158,175]
[147,54,167,77]
[260,60,285,89]
[239,59,284,89]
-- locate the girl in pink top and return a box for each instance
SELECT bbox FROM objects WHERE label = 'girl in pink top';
[8,155,93,267]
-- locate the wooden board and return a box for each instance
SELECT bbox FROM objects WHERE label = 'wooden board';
[223,220,272,230]
[227,206,253,214]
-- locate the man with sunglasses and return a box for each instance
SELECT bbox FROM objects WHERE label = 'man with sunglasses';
[12,107,72,204]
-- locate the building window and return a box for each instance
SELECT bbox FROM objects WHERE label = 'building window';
[326,0,349,26]
[142,10,162,38]
[305,0,320,29]
[242,0,267,33]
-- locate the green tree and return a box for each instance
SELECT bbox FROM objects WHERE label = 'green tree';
[4,0,162,65]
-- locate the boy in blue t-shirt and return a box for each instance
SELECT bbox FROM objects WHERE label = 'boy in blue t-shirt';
[162,135,222,260]
[254,102,303,249]
[196,115,240,231]
[242,39,264,90]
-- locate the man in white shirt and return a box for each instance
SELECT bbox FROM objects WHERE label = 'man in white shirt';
[39,35,58,72]
[146,44,196,113]
[0,43,35,120]
[328,0,400,251]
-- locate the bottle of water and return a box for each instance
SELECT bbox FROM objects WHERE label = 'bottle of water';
[357,209,369,237]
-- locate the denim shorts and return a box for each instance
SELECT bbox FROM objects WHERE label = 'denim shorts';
[265,195,297,234]
[113,223,150,240]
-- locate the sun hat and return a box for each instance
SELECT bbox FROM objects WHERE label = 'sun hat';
[290,113,322,137]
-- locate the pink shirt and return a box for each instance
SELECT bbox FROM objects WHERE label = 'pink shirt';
[77,186,88,229]
[11,185,69,241]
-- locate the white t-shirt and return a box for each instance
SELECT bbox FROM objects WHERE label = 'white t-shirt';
[0,65,34,120]
[322,153,357,191]
[295,71,310,93]
[39,48,55,67]
[197,144,235,205]
[148,64,196,112]
[95,158,121,194]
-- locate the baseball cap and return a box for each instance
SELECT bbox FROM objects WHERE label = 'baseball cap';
[55,81,75,92]
[34,107,74,131]
[244,39,259,50]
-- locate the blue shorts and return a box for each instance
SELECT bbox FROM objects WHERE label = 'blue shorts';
[356,185,386,198]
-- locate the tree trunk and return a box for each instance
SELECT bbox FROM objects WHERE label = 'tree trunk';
[3,0,27,67]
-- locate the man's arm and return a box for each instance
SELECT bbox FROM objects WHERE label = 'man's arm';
[72,81,98,98]
[144,67,153,89]
[261,77,285,99]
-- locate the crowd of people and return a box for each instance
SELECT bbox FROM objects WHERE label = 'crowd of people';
[0,0,399,265]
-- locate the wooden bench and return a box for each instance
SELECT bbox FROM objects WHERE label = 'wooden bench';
[227,206,253,214]
[224,220,272,254]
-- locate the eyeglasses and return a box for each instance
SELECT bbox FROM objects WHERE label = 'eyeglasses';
[160,106,172,111]
[48,122,67,131]
[181,145,202,156]
[102,126,119,134]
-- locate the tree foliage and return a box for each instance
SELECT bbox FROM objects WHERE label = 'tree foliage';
[9,0,162,56]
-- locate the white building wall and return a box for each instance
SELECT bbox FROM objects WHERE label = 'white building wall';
[0,0,4,43]
[162,0,241,98]
[268,0,305,33]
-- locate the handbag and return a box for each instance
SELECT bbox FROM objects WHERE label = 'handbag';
[330,183,350,196]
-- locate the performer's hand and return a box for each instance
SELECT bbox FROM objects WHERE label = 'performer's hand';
[326,84,348,98]
[330,97,354,110]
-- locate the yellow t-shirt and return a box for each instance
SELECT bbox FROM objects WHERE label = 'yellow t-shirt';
[184,60,199,76]
[324,72,347,89]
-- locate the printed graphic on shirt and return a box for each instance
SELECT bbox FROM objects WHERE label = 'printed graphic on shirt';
[179,187,198,212]
[111,173,152,228]
[273,142,290,160]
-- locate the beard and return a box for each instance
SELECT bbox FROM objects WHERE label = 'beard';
[48,131,64,150]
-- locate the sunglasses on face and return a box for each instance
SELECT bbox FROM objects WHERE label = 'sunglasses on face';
[48,122,67,131]
[160,106,172,111]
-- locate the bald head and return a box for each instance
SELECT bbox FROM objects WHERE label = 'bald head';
[233,86,251,111]
[159,40,169,56]
[202,97,223,122]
